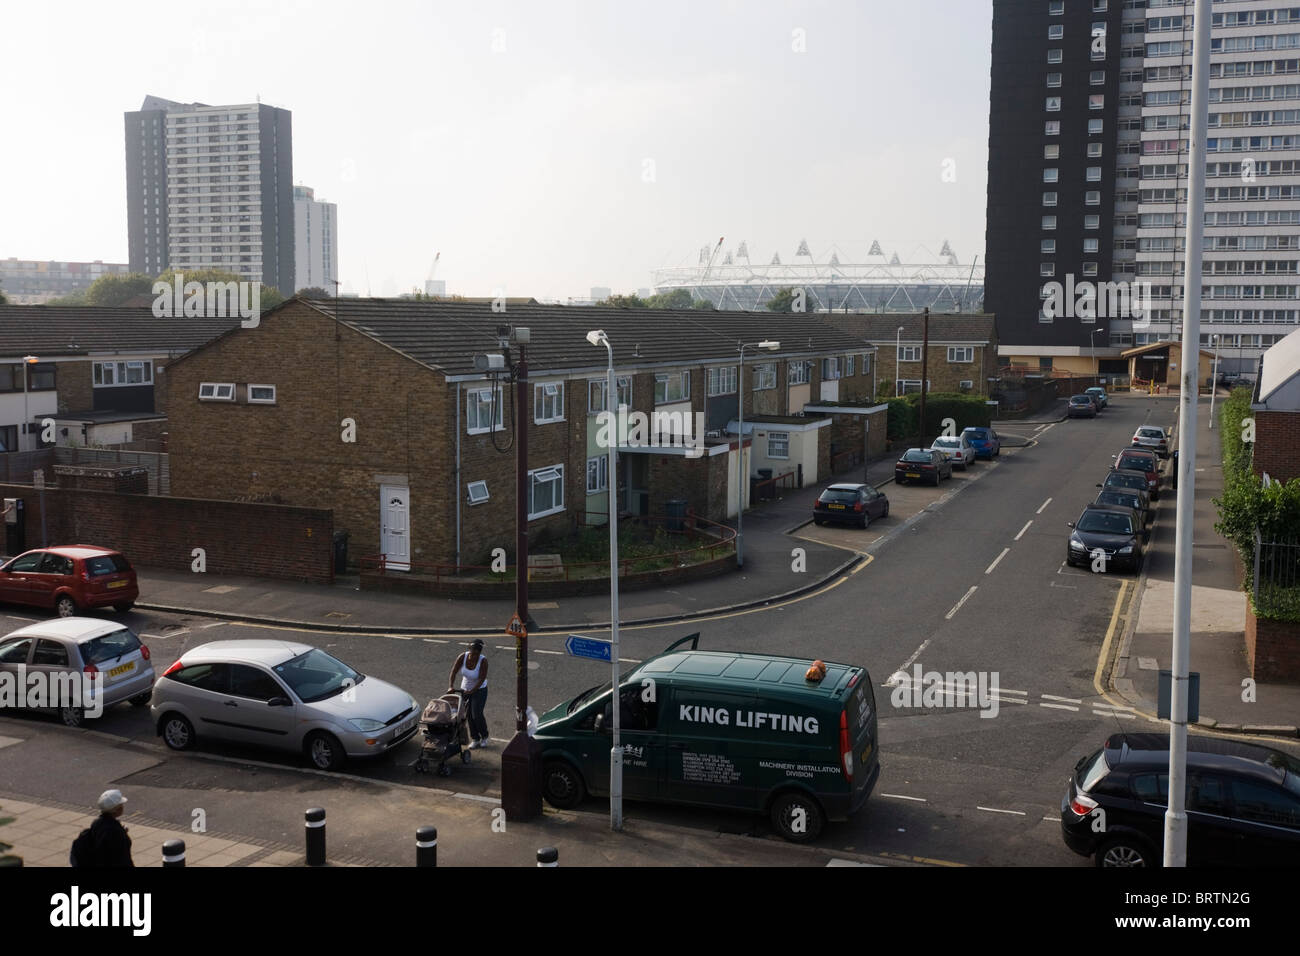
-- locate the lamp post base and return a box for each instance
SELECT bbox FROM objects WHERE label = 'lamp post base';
[500,730,543,822]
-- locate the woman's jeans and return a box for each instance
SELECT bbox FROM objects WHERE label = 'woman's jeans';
[466,686,489,741]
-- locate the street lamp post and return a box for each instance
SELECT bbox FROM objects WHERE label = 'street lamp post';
[895,326,904,397]
[1209,334,1220,429]
[21,355,38,452]
[1091,328,1106,382]
[736,340,779,569]
[586,329,624,831]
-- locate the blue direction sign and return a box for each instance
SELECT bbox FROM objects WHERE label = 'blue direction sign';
[565,634,612,662]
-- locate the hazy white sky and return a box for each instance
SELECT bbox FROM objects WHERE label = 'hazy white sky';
[1,0,992,299]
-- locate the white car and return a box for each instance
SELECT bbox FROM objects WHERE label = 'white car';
[929,435,976,470]
[1131,425,1170,459]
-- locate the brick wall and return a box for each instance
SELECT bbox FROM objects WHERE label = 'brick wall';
[52,465,148,494]
[1246,604,1300,683]
[53,361,92,416]
[130,419,168,445]
[0,482,333,583]
[1253,410,1300,484]
[877,345,993,397]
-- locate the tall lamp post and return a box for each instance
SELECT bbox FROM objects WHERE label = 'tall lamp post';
[894,326,905,397]
[735,340,779,568]
[586,329,624,831]
[21,355,38,451]
[1090,327,1106,380]
[1208,334,1220,429]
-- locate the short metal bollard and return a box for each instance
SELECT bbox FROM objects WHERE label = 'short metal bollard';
[162,838,185,868]
[416,826,437,868]
[537,846,558,867]
[305,807,327,867]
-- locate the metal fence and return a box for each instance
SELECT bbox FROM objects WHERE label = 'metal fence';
[0,447,170,494]
[1253,529,1300,620]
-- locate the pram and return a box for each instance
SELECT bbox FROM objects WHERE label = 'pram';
[413,690,472,776]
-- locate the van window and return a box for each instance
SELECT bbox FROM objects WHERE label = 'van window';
[846,676,874,739]
[603,685,659,731]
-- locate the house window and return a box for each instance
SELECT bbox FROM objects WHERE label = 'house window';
[821,357,842,380]
[1045,121,1061,136]
[23,363,55,391]
[1043,215,1058,230]
[1089,119,1104,134]
[0,425,16,453]
[896,380,928,396]
[654,370,690,403]
[1049,0,1063,13]
[1042,239,1057,254]
[534,381,565,424]
[466,481,490,505]
[1047,73,1062,88]
[844,354,855,376]
[528,465,564,519]
[466,385,504,433]
[1043,191,1058,206]
[1044,145,1060,160]
[1044,168,1059,183]
[1084,238,1100,253]
[1086,190,1102,205]
[1086,166,1102,182]
[1089,94,1105,110]
[706,366,737,396]
[1087,142,1104,157]
[1046,97,1062,112]
[1090,70,1105,85]
[947,347,974,364]
[897,345,921,362]
[753,363,777,390]
[198,382,234,401]
[787,361,810,385]
[1085,214,1100,229]
[1083,262,1099,276]
[588,376,632,414]
[248,384,276,404]
[1048,24,1064,40]
[93,360,153,387]
[586,456,609,494]
[1048,48,1063,64]
[1041,262,1056,277]
[767,432,790,459]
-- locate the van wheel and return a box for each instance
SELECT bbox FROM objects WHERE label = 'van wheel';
[1097,835,1155,868]
[770,790,824,843]
[542,760,586,810]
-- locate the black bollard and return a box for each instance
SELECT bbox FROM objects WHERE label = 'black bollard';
[305,807,326,867]
[162,838,185,868]
[416,826,437,868]
[537,846,558,867]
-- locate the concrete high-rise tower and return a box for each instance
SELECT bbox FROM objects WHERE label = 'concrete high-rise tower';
[293,185,337,292]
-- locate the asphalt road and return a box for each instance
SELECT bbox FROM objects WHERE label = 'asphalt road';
[4,393,1295,865]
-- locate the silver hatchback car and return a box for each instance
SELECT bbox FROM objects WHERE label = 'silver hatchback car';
[151,640,420,770]
[0,618,155,726]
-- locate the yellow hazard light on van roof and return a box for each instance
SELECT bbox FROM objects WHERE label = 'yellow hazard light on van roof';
[805,659,827,682]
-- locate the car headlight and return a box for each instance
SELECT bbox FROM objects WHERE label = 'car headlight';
[349,717,387,732]
[1118,544,1134,554]
[1069,535,1086,549]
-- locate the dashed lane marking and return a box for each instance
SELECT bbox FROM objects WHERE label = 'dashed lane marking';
[976,806,1026,816]
[1014,520,1033,541]
[1042,694,1082,704]
[1037,497,1052,514]
[1040,702,1079,712]
[944,585,978,620]
[198,622,226,629]
[985,547,1010,575]
[881,793,927,802]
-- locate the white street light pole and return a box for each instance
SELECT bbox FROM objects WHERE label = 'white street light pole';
[21,355,38,452]
[1209,335,1220,429]
[1091,328,1106,377]
[586,329,623,831]
[895,326,905,396]
[1165,0,1212,868]
[736,340,779,569]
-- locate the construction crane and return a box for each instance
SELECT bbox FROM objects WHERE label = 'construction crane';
[700,237,725,279]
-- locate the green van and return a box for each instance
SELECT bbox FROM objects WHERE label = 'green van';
[535,634,880,842]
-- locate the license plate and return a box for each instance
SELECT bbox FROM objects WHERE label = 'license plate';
[107,661,135,679]
[107,580,128,589]
[829,504,845,510]
[906,472,921,479]
[394,717,417,739]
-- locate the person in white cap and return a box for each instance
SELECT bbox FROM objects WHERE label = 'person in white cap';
[72,789,134,867]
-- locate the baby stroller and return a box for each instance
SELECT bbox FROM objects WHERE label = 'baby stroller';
[413,689,472,776]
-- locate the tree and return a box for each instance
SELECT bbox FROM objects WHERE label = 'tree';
[643,288,694,310]
[597,292,648,308]
[0,285,6,305]
[297,286,335,299]
[766,287,811,313]
[692,297,716,310]
[84,272,156,307]
[45,289,88,306]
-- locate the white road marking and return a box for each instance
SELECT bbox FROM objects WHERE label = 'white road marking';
[984,547,1010,575]
[1094,710,1137,720]
[452,793,501,805]
[993,695,1028,705]
[1094,703,1136,713]
[945,585,978,620]
[1041,694,1082,704]
[422,638,448,643]
[1040,702,1079,712]
[881,793,927,802]
[1034,424,1047,432]
[618,657,642,664]
[977,806,1026,816]
[198,622,226,629]
[1014,520,1033,541]
[495,645,513,650]
[535,649,563,655]
[885,640,931,685]
[1043,815,1057,822]
[999,688,1029,696]
[1039,422,1058,435]
[1036,497,1052,514]
[138,633,166,640]
[5,616,35,622]
[164,628,191,637]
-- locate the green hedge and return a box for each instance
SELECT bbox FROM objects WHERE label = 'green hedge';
[881,392,993,441]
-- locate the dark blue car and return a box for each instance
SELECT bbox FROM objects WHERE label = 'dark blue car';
[961,426,1001,460]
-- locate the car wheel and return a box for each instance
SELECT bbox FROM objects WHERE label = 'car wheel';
[55,595,77,618]
[813,517,824,526]
[542,760,586,810]
[306,731,346,771]
[60,705,85,728]
[129,692,151,707]
[883,501,890,517]
[859,514,869,530]
[1097,835,1155,868]
[114,602,135,613]
[161,713,195,751]
[770,790,825,843]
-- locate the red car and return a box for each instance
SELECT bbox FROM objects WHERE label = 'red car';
[0,546,138,617]
[1113,448,1161,501]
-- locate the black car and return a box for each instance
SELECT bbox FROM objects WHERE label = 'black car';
[813,482,890,529]
[1062,733,1300,867]
[1066,504,1144,572]
[895,448,951,486]
[1067,395,1097,418]
[1093,488,1151,530]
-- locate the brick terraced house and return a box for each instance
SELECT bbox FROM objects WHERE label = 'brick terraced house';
[163,298,875,569]
[823,313,999,398]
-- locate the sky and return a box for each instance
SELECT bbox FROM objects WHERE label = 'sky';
[0,0,993,300]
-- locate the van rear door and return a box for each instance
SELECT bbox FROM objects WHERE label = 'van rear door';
[842,668,879,802]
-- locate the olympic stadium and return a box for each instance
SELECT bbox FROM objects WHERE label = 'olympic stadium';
[651,239,985,313]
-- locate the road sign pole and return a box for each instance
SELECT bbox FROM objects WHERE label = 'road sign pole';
[605,350,623,831]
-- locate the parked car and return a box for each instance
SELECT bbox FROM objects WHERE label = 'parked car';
[1093,488,1151,530]
[1132,425,1171,458]
[1062,732,1300,867]
[535,633,880,843]
[0,546,138,617]
[1085,386,1108,409]
[1113,447,1162,500]
[961,426,1001,459]
[1066,504,1145,572]
[1098,470,1153,514]
[0,618,154,726]
[895,448,952,486]
[929,435,976,471]
[1068,395,1098,418]
[151,640,421,771]
[813,483,890,529]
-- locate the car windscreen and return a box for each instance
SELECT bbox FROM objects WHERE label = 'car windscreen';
[1138,428,1164,438]
[1070,396,1091,404]
[85,554,130,576]
[820,489,859,503]
[901,450,932,462]
[1098,492,1138,509]
[82,628,142,665]
[1077,512,1134,535]
[963,428,989,439]
[1117,455,1152,471]
[1107,473,1146,490]
[273,648,364,703]
[933,438,959,448]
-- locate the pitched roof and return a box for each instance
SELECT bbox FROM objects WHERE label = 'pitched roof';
[0,306,243,358]
[823,312,995,343]
[301,298,872,376]
[1256,327,1300,410]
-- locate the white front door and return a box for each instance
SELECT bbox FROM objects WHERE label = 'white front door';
[380,485,410,571]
